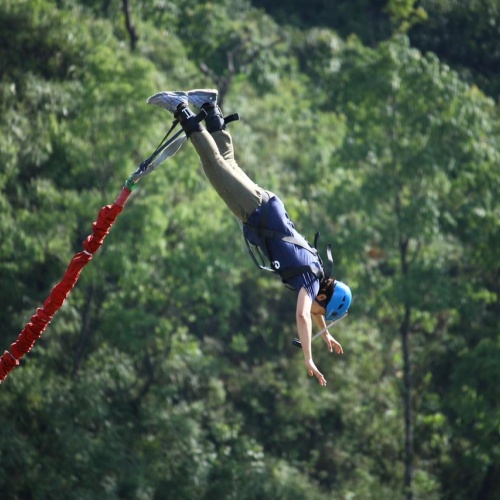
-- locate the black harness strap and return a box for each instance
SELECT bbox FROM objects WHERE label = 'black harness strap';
[243,191,328,285]
[255,228,319,254]
[278,264,324,282]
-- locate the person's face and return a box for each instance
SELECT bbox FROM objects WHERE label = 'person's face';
[311,293,327,316]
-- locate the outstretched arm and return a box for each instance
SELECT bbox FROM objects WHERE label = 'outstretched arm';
[296,287,327,386]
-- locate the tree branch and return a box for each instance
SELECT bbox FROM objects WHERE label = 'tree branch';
[122,0,139,51]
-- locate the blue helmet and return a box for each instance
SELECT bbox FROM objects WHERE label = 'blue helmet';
[325,281,352,321]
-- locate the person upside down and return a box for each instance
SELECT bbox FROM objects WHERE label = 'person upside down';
[147,89,352,386]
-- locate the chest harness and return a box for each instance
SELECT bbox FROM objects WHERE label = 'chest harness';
[243,191,334,288]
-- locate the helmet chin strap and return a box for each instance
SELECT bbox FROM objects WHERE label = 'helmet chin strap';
[324,242,333,279]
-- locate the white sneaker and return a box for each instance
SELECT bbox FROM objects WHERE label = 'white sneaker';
[187,89,218,110]
[147,91,188,114]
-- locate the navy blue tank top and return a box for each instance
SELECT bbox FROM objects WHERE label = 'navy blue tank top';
[244,195,321,301]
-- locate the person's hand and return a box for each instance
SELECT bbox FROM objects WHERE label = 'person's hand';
[323,333,343,354]
[305,358,327,386]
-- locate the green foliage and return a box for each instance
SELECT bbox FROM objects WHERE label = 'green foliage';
[410,0,500,98]
[384,0,428,34]
[327,34,500,498]
[1,0,500,499]
[254,0,500,98]
[253,0,394,42]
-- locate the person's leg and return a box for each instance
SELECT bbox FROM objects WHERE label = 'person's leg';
[194,103,263,220]
[189,129,262,222]
[186,90,238,168]
[199,102,238,166]
[147,90,262,222]
[211,129,237,168]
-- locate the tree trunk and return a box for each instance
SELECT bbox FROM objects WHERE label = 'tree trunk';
[396,180,413,499]
[122,0,139,51]
[401,304,413,500]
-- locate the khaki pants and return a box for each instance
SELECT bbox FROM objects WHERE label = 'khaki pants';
[189,129,263,222]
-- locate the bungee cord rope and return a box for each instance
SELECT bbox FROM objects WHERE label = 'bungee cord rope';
[0,123,185,384]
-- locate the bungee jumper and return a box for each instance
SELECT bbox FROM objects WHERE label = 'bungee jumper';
[0,88,351,387]
[147,89,352,386]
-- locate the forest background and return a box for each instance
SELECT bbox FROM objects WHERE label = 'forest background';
[1,0,499,499]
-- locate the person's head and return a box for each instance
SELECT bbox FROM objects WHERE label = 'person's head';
[315,278,352,320]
